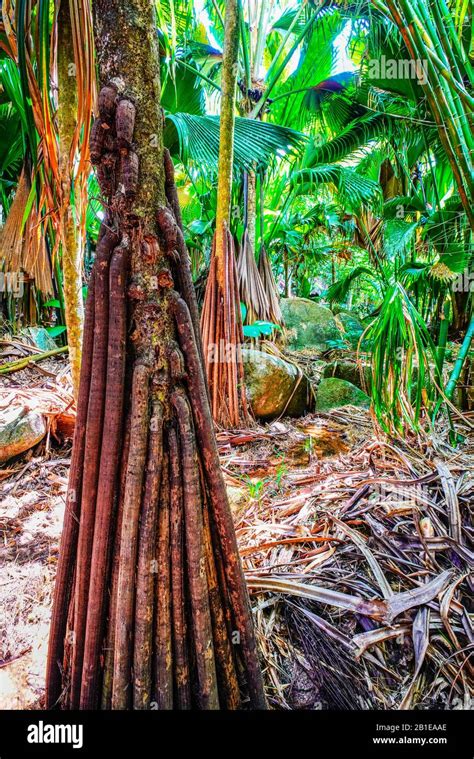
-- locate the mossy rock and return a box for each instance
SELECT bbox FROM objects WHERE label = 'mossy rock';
[242,347,310,420]
[322,360,371,391]
[315,377,370,411]
[281,297,340,352]
[0,407,46,463]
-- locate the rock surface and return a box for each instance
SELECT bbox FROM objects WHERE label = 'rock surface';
[281,298,340,351]
[315,377,370,411]
[322,359,371,391]
[0,407,46,463]
[242,347,310,420]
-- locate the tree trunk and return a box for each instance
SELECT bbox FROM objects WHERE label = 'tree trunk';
[57,0,85,398]
[46,0,265,710]
[200,0,249,427]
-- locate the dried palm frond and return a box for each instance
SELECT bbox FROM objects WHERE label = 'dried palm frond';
[1,0,94,298]
[0,167,52,295]
[258,244,283,326]
[200,226,249,427]
[0,167,29,273]
[237,229,269,324]
[221,408,474,709]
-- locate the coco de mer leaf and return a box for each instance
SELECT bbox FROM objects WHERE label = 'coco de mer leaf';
[246,569,453,625]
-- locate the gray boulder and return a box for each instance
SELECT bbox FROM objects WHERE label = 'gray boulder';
[315,377,370,411]
[281,298,340,352]
[0,406,46,463]
[242,347,310,420]
[322,359,371,391]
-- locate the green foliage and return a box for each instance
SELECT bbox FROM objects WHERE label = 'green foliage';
[293,164,382,210]
[1,0,471,439]
[46,325,67,338]
[164,113,306,175]
[327,265,380,304]
[366,284,442,434]
[243,320,282,338]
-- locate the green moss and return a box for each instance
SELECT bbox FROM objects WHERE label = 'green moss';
[281,298,340,351]
[315,377,370,411]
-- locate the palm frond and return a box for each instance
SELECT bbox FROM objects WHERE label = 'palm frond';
[292,164,382,210]
[366,283,442,435]
[305,113,391,164]
[326,265,378,304]
[383,195,427,219]
[164,113,307,174]
[161,60,206,115]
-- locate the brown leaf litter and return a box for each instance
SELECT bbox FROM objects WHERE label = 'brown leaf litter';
[0,360,472,711]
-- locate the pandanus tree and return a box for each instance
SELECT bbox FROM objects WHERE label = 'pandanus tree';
[46,0,266,710]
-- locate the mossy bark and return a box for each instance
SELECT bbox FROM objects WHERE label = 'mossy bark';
[47,0,265,710]
[200,0,249,427]
[57,0,85,398]
[214,0,239,276]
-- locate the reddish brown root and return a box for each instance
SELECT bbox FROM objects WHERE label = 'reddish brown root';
[101,408,132,710]
[162,151,204,368]
[98,83,118,123]
[112,362,151,709]
[153,452,173,709]
[203,504,241,710]
[70,227,119,709]
[80,237,129,709]
[172,389,219,709]
[168,427,191,709]
[115,98,136,150]
[120,150,139,198]
[133,401,164,709]
[90,119,106,165]
[45,272,96,708]
[171,293,266,709]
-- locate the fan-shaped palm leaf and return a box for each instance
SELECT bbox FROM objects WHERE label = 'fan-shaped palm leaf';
[366,283,443,434]
[164,112,307,175]
[292,164,382,209]
[304,112,392,165]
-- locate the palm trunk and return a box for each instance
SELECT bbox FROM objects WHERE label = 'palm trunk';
[46,0,265,710]
[57,0,85,398]
[214,0,239,277]
[201,0,249,427]
[246,170,257,255]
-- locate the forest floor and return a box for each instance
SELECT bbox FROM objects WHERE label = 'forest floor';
[0,354,472,710]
